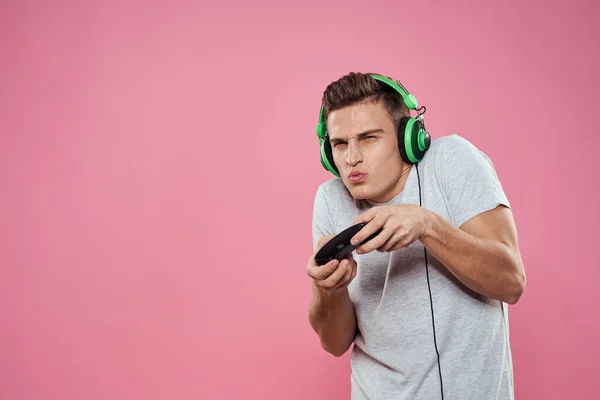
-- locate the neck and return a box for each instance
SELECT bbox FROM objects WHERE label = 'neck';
[398,163,412,187]
[370,163,412,204]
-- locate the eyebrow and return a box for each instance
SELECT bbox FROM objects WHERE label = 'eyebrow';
[329,129,384,144]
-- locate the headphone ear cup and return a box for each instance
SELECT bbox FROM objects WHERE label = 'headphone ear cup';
[320,138,340,177]
[397,116,411,163]
[398,117,430,164]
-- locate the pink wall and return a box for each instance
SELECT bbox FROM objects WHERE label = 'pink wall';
[1,1,598,399]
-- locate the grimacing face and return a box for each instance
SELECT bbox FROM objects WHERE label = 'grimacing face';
[326,101,409,203]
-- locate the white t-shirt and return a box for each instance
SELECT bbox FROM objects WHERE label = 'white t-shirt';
[312,134,514,400]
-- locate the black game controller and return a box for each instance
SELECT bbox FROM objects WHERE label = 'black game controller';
[314,222,383,266]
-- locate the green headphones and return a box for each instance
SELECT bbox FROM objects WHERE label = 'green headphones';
[315,74,431,177]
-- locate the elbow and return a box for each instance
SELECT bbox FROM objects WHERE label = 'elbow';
[503,287,524,305]
[322,341,352,357]
[308,311,353,357]
[318,330,354,358]
[504,263,526,305]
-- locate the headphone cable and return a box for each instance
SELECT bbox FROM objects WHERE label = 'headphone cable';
[416,163,444,399]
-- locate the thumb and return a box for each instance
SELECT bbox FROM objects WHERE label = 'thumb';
[316,233,336,251]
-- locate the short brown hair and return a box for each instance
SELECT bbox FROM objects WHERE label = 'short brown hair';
[321,72,410,132]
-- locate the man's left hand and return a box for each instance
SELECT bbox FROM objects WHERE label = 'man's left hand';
[350,204,430,254]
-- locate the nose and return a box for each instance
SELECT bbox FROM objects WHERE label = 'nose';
[345,140,363,167]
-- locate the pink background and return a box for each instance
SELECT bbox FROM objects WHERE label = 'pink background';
[1,1,599,399]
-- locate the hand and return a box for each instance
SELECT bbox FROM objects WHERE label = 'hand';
[350,204,430,254]
[306,234,358,293]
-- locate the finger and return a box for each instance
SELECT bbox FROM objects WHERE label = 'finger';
[317,259,350,289]
[355,225,390,255]
[378,231,404,252]
[307,259,339,280]
[352,207,378,226]
[351,216,386,247]
[357,233,388,254]
[334,259,354,290]
[387,233,419,252]
[316,234,336,251]
[351,260,357,280]
[340,258,358,290]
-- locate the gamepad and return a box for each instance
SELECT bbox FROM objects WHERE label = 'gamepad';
[314,222,383,266]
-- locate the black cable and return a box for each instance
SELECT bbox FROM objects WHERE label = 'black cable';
[415,162,444,399]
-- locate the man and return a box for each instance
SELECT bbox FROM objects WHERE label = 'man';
[306,72,526,400]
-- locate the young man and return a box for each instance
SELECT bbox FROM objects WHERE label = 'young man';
[306,72,526,400]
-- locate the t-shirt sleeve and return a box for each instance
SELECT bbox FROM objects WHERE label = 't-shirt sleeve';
[434,135,511,228]
[312,185,336,251]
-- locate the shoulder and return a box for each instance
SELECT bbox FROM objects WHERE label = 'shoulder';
[427,134,496,172]
[429,134,487,159]
[426,134,510,226]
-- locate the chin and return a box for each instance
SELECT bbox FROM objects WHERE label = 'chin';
[345,183,376,201]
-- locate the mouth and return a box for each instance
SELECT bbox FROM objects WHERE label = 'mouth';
[348,171,367,183]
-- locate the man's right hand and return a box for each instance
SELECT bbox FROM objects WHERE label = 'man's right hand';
[306,234,358,294]
[307,234,358,357]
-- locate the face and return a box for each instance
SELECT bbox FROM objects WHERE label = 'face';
[326,101,410,203]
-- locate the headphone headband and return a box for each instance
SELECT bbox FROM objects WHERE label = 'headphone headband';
[370,74,419,110]
[316,74,420,140]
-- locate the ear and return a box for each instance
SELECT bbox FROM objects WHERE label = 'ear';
[323,137,339,175]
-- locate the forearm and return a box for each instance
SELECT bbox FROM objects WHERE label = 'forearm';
[421,210,525,304]
[308,284,357,357]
